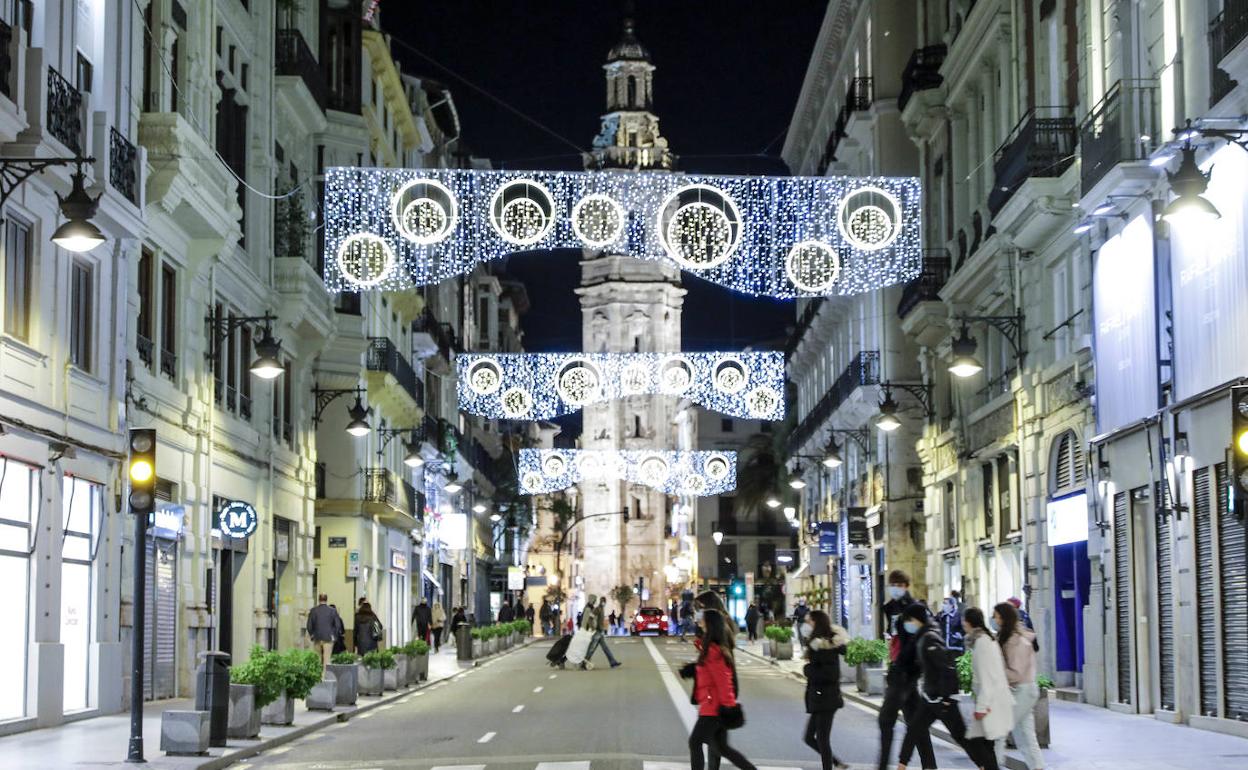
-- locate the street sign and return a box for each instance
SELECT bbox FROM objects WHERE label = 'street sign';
[217,500,258,539]
[346,549,361,577]
[817,521,837,554]
[328,536,347,548]
[846,507,870,547]
[507,566,524,590]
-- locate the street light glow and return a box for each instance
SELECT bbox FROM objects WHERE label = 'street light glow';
[249,327,284,379]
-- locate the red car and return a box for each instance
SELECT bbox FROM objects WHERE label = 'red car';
[631,607,669,636]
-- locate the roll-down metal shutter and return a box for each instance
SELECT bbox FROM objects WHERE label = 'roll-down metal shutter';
[143,538,177,700]
[143,540,155,701]
[1216,463,1248,721]
[1154,482,1175,711]
[1194,467,1219,717]
[1113,491,1131,705]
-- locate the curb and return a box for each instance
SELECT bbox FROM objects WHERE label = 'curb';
[193,638,538,770]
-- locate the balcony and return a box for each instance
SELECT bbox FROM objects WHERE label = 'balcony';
[137,334,153,370]
[365,336,424,423]
[108,127,140,206]
[988,107,1077,215]
[363,468,419,525]
[787,350,881,455]
[46,66,83,153]
[1210,5,1247,107]
[817,78,874,175]
[413,308,459,359]
[140,112,242,240]
[1079,80,1158,195]
[276,28,327,113]
[898,45,947,112]
[274,257,333,342]
[897,251,951,319]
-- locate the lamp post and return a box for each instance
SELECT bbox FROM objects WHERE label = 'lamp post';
[0,154,106,252]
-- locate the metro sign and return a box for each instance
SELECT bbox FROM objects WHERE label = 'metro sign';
[217,500,258,539]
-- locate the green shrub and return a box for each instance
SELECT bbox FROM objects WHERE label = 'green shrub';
[470,627,484,640]
[764,625,793,644]
[956,650,973,693]
[330,652,357,665]
[361,649,396,670]
[844,637,889,667]
[280,649,323,700]
[409,639,430,655]
[515,619,532,634]
[1036,674,1055,690]
[230,646,285,708]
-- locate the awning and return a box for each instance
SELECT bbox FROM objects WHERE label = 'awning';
[422,569,441,591]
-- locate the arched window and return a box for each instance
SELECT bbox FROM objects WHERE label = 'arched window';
[627,76,637,107]
[1049,430,1085,496]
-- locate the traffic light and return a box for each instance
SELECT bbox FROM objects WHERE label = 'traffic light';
[128,429,156,516]
[730,578,745,598]
[1233,387,1248,514]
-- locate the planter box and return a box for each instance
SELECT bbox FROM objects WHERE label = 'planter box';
[840,666,856,684]
[382,666,398,690]
[472,640,482,658]
[260,692,294,726]
[326,663,357,705]
[761,640,771,656]
[856,663,886,695]
[488,638,498,655]
[411,653,429,683]
[393,654,409,688]
[358,665,383,696]
[773,641,794,660]
[227,683,260,739]
[1035,689,1051,748]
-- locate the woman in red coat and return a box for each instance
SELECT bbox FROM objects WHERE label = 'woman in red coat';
[687,609,757,770]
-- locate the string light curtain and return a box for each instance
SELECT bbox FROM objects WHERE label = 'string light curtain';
[518,449,737,497]
[323,167,922,299]
[457,351,785,421]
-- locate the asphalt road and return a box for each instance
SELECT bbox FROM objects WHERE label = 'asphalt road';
[236,636,975,770]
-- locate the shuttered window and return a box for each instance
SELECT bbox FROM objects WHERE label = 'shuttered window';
[1194,467,1219,717]
[1216,463,1248,721]
[1050,430,1085,496]
[1113,491,1131,704]
[1154,482,1175,711]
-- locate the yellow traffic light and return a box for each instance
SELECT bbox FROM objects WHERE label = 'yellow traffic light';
[130,459,154,483]
[1237,428,1248,456]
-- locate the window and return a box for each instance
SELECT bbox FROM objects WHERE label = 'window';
[0,459,37,720]
[720,418,734,433]
[981,462,995,536]
[998,455,1015,534]
[1049,430,1085,496]
[3,218,32,340]
[226,310,238,411]
[477,296,490,348]
[630,494,642,522]
[282,361,293,446]
[137,249,154,367]
[159,265,177,379]
[61,476,100,712]
[75,51,93,94]
[69,261,93,371]
[239,326,252,420]
[633,414,642,437]
[943,480,957,548]
[211,302,224,403]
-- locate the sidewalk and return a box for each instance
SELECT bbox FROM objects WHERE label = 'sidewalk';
[0,640,531,770]
[738,639,1248,770]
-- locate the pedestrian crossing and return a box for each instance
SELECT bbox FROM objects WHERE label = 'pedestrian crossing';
[427,763,806,770]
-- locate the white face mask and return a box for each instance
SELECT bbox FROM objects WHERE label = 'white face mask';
[888,586,906,600]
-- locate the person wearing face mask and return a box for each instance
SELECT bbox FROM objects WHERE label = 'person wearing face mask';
[964,607,1011,768]
[992,602,1045,769]
[876,570,935,770]
[801,610,850,770]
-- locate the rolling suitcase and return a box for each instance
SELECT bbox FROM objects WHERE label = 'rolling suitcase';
[565,627,595,668]
[546,634,572,667]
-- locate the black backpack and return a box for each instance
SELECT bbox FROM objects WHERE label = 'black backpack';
[919,631,959,699]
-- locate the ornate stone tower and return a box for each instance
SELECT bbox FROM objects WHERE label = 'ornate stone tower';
[575,13,684,606]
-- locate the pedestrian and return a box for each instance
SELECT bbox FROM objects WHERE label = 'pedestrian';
[801,610,850,770]
[540,598,554,636]
[679,599,695,642]
[793,598,810,646]
[897,604,998,770]
[306,594,342,669]
[499,599,515,623]
[329,604,347,655]
[515,600,527,626]
[936,593,965,651]
[413,596,433,644]
[681,608,757,770]
[608,610,617,633]
[525,602,536,633]
[450,606,467,647]
[583,595,622,669]
[744,603,760,642]
[993,602,1045,769]
[1006,596,1034,631]
[431,599,446,652]
[354,601,383,654]
[963,607,1011,769]
[876,569,936,770]
[695,590,736,645]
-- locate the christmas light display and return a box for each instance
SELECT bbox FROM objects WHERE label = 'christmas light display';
[457,352,786,421]
[518,449,737,496]
[323,167,921,299]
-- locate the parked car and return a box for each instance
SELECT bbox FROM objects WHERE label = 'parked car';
[631,607,668,635]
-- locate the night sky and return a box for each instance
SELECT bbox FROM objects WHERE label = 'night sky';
[386,0,825,351]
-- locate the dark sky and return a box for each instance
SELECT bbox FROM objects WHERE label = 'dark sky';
[386,1,827,353]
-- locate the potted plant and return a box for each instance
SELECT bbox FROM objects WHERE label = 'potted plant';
[392,648,410,689]
[229,646,283,736]
[405,639,430,683]
[260,649,320,725]
[358,650,392,695]
[1034,674,1054,748]
[765,624,795,660]
[470,627,483,658]
[846,637,888,694]
[327,652,359,705]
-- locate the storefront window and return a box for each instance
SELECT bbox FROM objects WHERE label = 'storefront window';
[61,476,100,713]
[0,459,36,720]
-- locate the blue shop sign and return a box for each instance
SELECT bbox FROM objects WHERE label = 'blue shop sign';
[217,500,259,539]
[818,521,837,554]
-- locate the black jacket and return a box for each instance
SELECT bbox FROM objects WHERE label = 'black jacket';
[499,605,515,622]
[412,603,433,629]
[803,637,846,713]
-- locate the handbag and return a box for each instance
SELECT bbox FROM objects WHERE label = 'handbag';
[718,704,745,730]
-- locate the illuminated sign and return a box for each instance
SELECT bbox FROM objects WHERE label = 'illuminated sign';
[150,504,184,539]
[1047,492,1089,547]
[217,500,258,539]
[390,549,408,573]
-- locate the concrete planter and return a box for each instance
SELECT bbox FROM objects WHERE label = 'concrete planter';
[1035,689,1051,748]
[472,640,482,658]
[226,683,260,739]
[358,665,383,696]
[382,666,398,690]
[773,641,794,660]
[761,640,771,656]
[410,653,429,683]
[840,665,856,684]
[260,692,294,726]
[326,663,358,705]
[856,664,886,695]
[393,654,409,688]
[488,637,498,655]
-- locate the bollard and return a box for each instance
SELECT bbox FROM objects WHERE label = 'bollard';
[194,651,231,747]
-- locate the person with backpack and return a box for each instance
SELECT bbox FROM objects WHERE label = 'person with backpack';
[680,608,757,770]
[993,602,1045,769]
[897,605,1000,770]
[877,570,935,770]
[353,601,383,654]
[801,610,850,770]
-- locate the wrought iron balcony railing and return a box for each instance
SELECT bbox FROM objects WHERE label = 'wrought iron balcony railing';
[898,45,947,112]
[817,78,875,175]
[47,66,84,153]
[787,350,881,454]
[363,468,395,505]
[1079,80,1158,194]
[159,348,176,380]
[367,336,423,407]
[988,107,1077,215]
[415,308,460,354]
[897,251,952,319]
[137,334,154,369]
[109,127,139,205]
[1209,5,1246,107]
[276,29,328,112]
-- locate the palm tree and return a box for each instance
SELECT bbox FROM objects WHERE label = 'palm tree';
[735,431,787,516]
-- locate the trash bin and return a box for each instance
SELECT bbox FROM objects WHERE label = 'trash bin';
[195,651,231,747]
[456,624,472,661]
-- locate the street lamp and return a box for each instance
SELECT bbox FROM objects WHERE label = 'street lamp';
[876,392,902,432]
[249,325,284,379]
[1162,142,1220,225]
[345,394,371,437]
[711,526,724,546]
[474,502,488,514]
[489,512,502,522]
[51,167,105,252]
[948,324,984,378]
[765,493,782,509]
[821,438,843,469]
[403,440,425,467]
[209,311,286,380]
[787,466,807,490]
[443,470,463,495]
[782,505,796,520]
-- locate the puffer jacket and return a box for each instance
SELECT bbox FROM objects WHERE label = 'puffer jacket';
[999,626,1038,686]
[803,628,848,713]
[966,629,1014,740]
[693,643,739,716]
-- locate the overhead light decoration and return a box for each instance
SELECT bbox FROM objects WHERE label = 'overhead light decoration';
[517,449,736,496]
[457,352,785,421]
[321,168,922,299]
[782,505,796,519]
[948,324,984,378]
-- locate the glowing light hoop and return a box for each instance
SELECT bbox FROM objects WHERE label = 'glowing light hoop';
[744,385,782,418]
[713,357,749,395]
[391,178,457,244]
[620,361,652,394]
[785,240,842,293]
[500,387,534,418]
[705,453,731,480]
[837,186,901,251]
[659,355,695,394]
[466,358,504,396]
[489,178,556,246]
[541,454,568,477]
[554,359,602,406]
[639,454,671,485]
[657,184,743,270]
[572,193,625,248]
[336,233,396,288]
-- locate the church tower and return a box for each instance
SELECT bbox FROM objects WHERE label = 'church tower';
[575,11,684,605]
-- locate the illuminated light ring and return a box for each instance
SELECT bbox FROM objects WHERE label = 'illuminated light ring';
[500,387,534,418]
[542,453,568,477]
[744,385,782,418]
[572,193,626,248]
[577,453,605,479]
[336,233,397,288]
[466,357,504,396]
[391,178,458,244]
[837,185,902,252]
[785,240,842,293]
[516,449,737,497]
[656,183,743,270]
[639,454,671,485]
[620,361,652,394]
[658,355,696,394]
[713,357,749,395]
[489,178,556,246]
[521,471,544,492]
[705,453,731,481]
[554,359,602,406]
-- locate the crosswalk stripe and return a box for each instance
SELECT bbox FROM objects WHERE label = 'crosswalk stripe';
[513,704,525,712]
[535,762,591,770]
[431,766,486,770]
[477,731,496,743]
[533,686,543,693]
